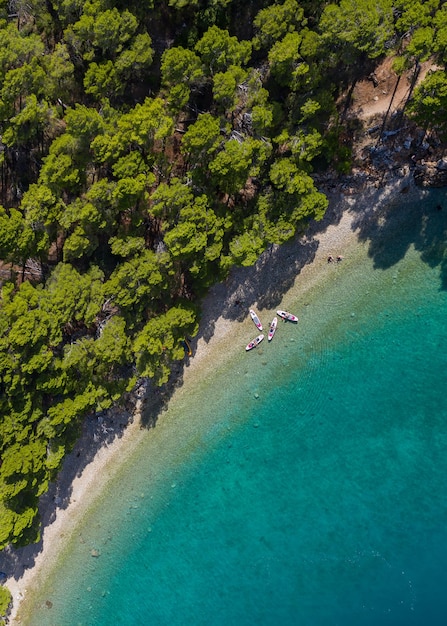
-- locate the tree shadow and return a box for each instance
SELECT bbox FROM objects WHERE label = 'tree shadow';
[0,405,133,585]
[138,362,186,429]
[347,180,447,288]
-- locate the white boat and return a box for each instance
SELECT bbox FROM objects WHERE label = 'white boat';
[246,334,264,351]
[249,309,262,330]
[268,317,277,341]
[277,310,298,323]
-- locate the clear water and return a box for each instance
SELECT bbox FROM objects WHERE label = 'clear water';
[24,191,447,626]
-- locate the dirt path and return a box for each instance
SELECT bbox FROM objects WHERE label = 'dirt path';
[351,57,437,120]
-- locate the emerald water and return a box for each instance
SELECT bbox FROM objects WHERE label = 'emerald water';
[24,190,447,625]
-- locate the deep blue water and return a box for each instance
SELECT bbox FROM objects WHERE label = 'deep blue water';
[25,191,447,625]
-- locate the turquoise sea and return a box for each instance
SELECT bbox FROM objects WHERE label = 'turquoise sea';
[24,189,447,625]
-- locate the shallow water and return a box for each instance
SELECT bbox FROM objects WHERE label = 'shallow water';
[24,190,447,626]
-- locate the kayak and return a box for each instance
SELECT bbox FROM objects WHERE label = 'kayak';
[277,310,298,323]
[249,308,262,330]
[268,317,277,341]
[246,334,264,351]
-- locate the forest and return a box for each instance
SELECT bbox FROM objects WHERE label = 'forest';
[0,0,447,572]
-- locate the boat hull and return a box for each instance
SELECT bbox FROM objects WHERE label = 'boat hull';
[268,317,278,341]
[277,310,298,323]
[249,308,263,330]
[246,334,264,351]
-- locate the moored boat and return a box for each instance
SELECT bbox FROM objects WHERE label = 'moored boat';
[246,334,264,351]
[268,317,277,341]
[249,308,263,330]
[277,310,298,323]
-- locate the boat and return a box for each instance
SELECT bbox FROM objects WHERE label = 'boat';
[249,309,262,330]
[245,334,264,351]
[268,317,277,341]
[277,310,298,323]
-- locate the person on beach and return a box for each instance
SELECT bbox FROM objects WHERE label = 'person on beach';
[337,255,343,262]
[328,255,334,263]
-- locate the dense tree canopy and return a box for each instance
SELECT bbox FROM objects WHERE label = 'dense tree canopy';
[0,0,446,557]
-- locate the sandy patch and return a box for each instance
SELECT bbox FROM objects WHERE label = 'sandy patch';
[351,57,437,121]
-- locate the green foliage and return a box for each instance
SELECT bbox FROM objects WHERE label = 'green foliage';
[66,5,138,62]
[91,97,174,167]
[181,113,222,173]
[404,26,434,62]
[0,584,12,619]
[91,9,138,56]
[433,5,447,63]
[0,207,36,265]
[64,104,105,154]
[169,0,198,8]
[323,127,352,174]
[299,99,321,123]
[320,0,394,59]
[43,43,76,103]
[0,501,39,549]
[195,25,252,74]
[161,46,204,88]
[45,263,104,326]
[213,65,247,112]
[150,178,194,221]
[268,32,309,88]
[115,33,154,81]
[226,229,266,267]
[208,137,271,195]
[84,61,122,100]
[163,194,227,267]
[109,235,145,258]
[288,128,323,165]
[394,0,439,33]
[2,95,55,147]
[103,250,174,325]
[0,60,46,119]
[113,173,153,212]
[133,304,198,385]
[93,316,131,369]
[270,157,313,194]
[408,70,447,137]
[39,133,84,195]
[253,0,307,50]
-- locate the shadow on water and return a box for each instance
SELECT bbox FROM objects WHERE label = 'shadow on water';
[2,175,446,595]
[348,183,447,286]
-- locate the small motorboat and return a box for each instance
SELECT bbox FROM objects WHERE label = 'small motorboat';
[249,309,262,331]
[268,317,277,341]
[246,334,264,351]
[277,310,298,323]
